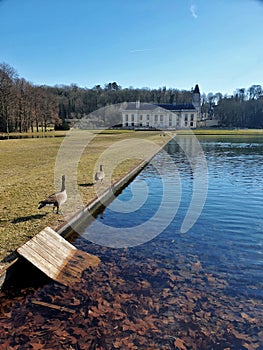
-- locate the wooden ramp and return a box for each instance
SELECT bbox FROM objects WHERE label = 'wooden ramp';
[17,227,100,286]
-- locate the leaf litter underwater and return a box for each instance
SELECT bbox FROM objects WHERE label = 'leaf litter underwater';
[0,241,262,349]
[0,137,263,349]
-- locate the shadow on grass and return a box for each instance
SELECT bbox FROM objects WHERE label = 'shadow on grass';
[79,183,94,187]
[12,213,47,224]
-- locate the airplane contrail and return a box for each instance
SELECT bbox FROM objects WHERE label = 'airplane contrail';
[130,48,156,53]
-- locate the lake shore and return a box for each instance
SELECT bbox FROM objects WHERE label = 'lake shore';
[0,130,170,271]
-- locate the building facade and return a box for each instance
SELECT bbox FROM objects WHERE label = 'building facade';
[122,85,201,130]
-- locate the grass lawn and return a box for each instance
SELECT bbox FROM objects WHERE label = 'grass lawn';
[0,130,168,264]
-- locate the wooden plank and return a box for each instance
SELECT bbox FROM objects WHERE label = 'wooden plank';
[0,272,6,290]
[34,227,75,256]
[17,227,100,286]
[40,227,76,250]
[20,237,69,273]
[23,240,67,272]
[29,236,72,266]
[55,250,100,286]
[31,300,76,314]
[18,247,59,279]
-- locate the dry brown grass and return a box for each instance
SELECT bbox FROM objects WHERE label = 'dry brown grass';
[0,130,169,263]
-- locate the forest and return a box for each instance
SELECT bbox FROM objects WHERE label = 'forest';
[1,62,263,132]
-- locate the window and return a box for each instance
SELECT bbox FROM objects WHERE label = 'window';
[191,114,194,121]
[184,114,188,121]
[147,114,150,120]
[154,115,158,121]
[185,121,188,126]
[131,114,134,121]
[160,115,163,121]
[169,114,172,121]
[190,122,194,127]
[140,115,143,120]
[169,121,172,127]
[125,114,128,121]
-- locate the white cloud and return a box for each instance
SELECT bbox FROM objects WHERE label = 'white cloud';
[190,4,198,19]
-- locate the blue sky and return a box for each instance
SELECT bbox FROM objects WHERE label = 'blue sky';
[1,0,263,95]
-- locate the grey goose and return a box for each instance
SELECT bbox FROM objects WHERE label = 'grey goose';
[38,175,67,214]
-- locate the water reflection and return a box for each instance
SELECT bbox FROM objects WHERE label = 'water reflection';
[81,149,181,247]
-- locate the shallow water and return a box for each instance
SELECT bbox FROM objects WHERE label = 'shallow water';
[81,136,263,298]
[0,135,262,349]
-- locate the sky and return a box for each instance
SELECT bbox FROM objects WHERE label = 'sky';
[1,0,263,95]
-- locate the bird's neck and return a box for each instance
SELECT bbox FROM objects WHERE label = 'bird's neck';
[61,180,65,191]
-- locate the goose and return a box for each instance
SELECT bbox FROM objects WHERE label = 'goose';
[38,175,67,214]
[94,164,105,184]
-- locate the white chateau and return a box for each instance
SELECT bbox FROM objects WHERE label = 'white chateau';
[122,84,201,130]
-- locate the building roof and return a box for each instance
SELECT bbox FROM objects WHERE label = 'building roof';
[193,84,200,94]
[123,102,157,111]
[123,102,196,111]
[157,103,196,111]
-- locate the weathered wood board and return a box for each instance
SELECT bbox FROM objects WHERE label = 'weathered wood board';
[17,226,100,286]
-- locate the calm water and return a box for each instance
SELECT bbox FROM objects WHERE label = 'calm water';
[81,135,263,300]
[0,135,263,349]
[74,135,263,347]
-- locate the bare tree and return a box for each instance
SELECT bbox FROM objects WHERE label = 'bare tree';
[248,85,262,100]
[0,63,18,134]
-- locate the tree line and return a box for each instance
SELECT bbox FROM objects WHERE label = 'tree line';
[212,87,263,128]
[1,62,263,132]
[0,63,60,133]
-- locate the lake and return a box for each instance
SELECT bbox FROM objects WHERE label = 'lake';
[0,135,262,349]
